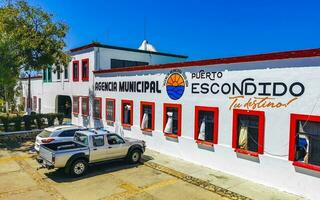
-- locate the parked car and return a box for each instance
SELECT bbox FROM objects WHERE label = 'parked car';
[37,129,146,176]
[34,125,86,152]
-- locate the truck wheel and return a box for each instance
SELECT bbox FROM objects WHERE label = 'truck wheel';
[70,159,88,177]
[128,149,142,164]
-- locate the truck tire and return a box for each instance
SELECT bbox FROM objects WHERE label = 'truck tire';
[128,149,142,164]
[69,159,88,177]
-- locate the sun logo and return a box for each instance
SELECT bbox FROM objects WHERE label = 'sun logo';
[166,73,186,100]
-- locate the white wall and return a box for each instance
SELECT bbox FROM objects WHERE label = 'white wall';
[96,47,187,70]
[92,58,320,200]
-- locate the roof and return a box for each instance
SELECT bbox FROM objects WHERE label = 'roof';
[69,42,188,59]
[93,48,320,74]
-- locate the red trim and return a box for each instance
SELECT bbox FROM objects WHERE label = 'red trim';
[164,133,179,139]
[81,58,89,81]
[106,98,116,122]
[289,114,320,164]
[163,103,182,137]
[194,106,219,145]
[293,161,320,172]
[196,140,214,147]
[72,60,79,81]
[121,99,133,126]
[232,109,265,155]
[93,97,102,119]
[93,48,320,74]
[140,101,155,131]
[81,96,89,116]
[72,96,80,115]
[235,149,259,157]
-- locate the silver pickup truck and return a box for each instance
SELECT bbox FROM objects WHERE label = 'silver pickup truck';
[37,129,146,176]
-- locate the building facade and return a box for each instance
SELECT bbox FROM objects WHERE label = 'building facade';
[21,44,320,199]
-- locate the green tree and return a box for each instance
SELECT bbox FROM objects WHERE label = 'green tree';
[0,0,70,113]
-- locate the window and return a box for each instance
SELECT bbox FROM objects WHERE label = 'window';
[163,103,182,138]
[140,101,155,131]
[111,59,148,69]
[43,69,47,82]
[92,135,104,147]
[73,60,79,81]
[232,109,265,157]
[121,100,133,126]
[107,134,125,145]
[81,97,89,116]
[73,96,80,114]
[59,130,77,137]
[33,96,37,111]
[289,114,320,172]
[194,106,219,146]
[82,58,89,81]
[64,66,68,79]
[93,97,102,119]
[106,98,116,122]
[56,66,61,80]
[47,66,52,82]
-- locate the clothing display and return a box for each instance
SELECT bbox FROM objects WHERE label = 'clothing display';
[164,112,173,133]
[124,105,131,124]
[238,126,248,150]
[198,118,206,140]
[141,112,149,129]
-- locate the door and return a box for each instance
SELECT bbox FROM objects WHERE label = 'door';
[106,134,127,159]
[90,135,106,162]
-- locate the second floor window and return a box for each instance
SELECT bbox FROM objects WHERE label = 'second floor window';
[82,59,89,81]
[73,61,79,81]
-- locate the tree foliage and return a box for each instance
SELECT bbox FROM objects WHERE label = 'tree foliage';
[0,0,70,111]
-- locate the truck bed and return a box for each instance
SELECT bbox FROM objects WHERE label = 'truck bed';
[42,141,86,151]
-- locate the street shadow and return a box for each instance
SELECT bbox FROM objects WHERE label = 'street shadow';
[44,155,155,183]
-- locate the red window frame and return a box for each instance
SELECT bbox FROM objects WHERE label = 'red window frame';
[232,109,265,157]
[106,98,116,122]
[81,96,89,116]
[93,97,102,119]
[121,99,133,127]
[194,106,219,146]
[140,101,155,131]
[72,60,79,81]
[81,58,89,81]
[163,103,182,138]
[289,113,320,172]
[72,96,80,115]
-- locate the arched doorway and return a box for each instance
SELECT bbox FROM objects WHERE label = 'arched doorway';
[56,95,72,119]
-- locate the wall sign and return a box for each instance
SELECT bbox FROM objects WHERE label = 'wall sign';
[163,69,188,100]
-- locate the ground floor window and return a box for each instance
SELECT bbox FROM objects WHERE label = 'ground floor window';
[121,100,133,126]
[93,97,102,119]
[106,98,115,122]
[73,96,80,114]
[232,109,265,157]
[194,106,219,145]
[140,101,155,131]
[163,103,182,137]
[289,114,320,171]
[81,97,89,116]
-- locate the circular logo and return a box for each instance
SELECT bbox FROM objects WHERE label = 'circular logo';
[166,73,185,100]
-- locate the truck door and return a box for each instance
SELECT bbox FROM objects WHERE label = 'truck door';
[106,134,127,159]
[90,135,106,162]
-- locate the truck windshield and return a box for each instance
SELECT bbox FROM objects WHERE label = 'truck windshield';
[74,133,88,146]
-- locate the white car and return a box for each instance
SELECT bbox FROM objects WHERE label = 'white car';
[34,125,86,152]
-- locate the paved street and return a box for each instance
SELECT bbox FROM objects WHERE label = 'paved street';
[0,140,231,200]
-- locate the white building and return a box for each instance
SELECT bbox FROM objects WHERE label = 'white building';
[21,43,320,200]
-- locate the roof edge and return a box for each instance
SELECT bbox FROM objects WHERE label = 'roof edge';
[93,48,320,74]
[19,75,42,80]
[69,42,188,58]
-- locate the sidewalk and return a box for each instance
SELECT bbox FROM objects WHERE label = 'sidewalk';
[143,149,303,200]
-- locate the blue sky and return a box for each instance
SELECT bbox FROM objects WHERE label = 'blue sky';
[28,0,320,60]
